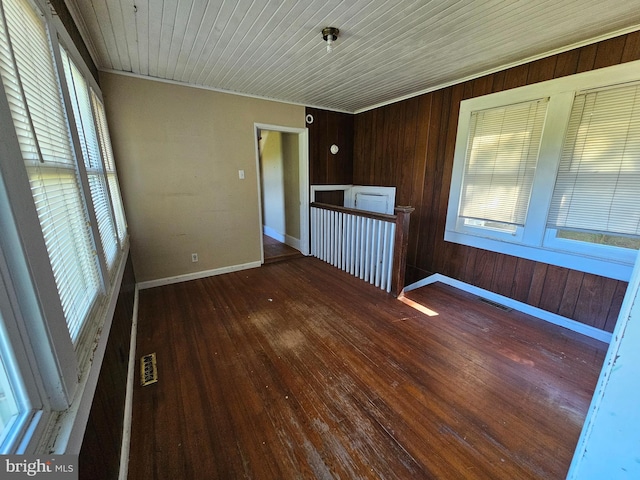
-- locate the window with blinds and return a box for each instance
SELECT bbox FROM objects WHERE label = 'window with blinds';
[446,62,640,281]
[59,47,119,271]
[460,98,548,231]
[0,0,130,453]
[548,83,640,246]
[91,92,128,243]
[0,0,100,343]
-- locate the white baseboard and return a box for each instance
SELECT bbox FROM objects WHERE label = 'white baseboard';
[263,225,285,243]
[404,273,612,344]
[263,226,301,252]
[137,261,262,290]
[285,234,301,251]
[118,285,139,480]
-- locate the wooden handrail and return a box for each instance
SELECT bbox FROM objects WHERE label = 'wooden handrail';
[310,202,397,223]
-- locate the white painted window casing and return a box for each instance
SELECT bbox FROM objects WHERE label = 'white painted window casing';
[459,98,548,228]
[446,60,640,282]
[60,47,119,273]
[547,83,640,237]
[0,0,101,344]
[0,0,129,453]
[92,92,128,244]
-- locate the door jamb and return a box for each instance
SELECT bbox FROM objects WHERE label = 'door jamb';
[253,123,309,264]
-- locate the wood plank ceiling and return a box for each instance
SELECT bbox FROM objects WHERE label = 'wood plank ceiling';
[65,0,640,113]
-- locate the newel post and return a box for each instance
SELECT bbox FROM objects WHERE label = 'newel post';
[391,206,414,297]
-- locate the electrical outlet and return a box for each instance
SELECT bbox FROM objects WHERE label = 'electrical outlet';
[238,169,245,179]
[191,253,198,262]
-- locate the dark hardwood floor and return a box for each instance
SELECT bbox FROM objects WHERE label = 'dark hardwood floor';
[263,234,303,264]
[130,257,606,479]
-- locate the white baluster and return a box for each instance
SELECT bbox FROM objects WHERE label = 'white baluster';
[374,220,383,287]
[380,221,390,291]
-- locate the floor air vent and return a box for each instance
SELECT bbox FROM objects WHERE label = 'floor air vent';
[140,353,158,386]
[479,297,512,312]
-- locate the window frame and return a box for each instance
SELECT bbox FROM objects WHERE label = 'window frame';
[458,97,550,229]
[59,46,120,273]
[0,0,129,453]
[0,248,43,454]
[446,60,640,282]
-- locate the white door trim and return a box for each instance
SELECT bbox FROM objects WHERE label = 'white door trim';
[567,249,640,478]
[254,123,310,263]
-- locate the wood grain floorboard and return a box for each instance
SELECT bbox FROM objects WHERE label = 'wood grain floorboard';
[129,257,606,479]
[263,235,302,264]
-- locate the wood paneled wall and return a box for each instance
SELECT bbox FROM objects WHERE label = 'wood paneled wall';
[307,107,354,185]
[79,254,136,479]
[350,32,640,332]
[314,190,345,206]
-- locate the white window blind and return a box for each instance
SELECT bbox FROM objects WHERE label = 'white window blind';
[0,0,100,343]
[59,47,119,270]
[460,98,548,226]
[91,91,127,242]
[548,84,640,237]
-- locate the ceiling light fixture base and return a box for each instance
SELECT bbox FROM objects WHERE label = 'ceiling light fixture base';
[322,27,339,42]
[322,27,339,53]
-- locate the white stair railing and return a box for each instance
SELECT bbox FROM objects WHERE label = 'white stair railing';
[311,202,413,294]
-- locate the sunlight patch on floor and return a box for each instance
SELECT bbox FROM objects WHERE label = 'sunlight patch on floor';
[397,293,439,317]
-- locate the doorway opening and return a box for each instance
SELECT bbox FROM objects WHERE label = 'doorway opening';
[262,234,301,264]
[254,124,309,264]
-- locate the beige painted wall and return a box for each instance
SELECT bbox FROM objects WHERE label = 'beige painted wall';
[259,130,301,243]
[99,73,305,282]
[260,131,286,237]
[282,133,301,239]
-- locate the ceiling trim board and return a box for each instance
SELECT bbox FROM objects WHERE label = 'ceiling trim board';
[353,23,640,114]
[97,68,353,114]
